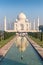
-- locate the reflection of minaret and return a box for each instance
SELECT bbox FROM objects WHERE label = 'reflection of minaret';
[34,19,35,30]
[4,16,6,31]
[38,16,39,31]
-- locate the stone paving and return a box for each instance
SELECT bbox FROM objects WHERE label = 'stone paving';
[25,35,43,60]
[0,36,16,61]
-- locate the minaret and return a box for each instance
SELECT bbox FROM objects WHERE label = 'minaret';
[29,22,31,30]
[4,16,6,31]
[34,19,35,30]
[38,16,39,32]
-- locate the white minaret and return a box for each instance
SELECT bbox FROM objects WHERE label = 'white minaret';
[34,19,35,30]
[38,16,39,31]
[29,22,31,30]
[4,16,6,31]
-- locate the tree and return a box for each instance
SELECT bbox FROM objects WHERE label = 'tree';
[39,25,43,32]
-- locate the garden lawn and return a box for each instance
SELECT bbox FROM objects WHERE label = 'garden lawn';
[0,35,15,48]
[29,36,43,48]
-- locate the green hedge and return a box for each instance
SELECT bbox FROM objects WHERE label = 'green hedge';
[0,32,16,48]
[28,32,43,41]
[4,32,16,40]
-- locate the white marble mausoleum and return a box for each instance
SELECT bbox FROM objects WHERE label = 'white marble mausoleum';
[4,12,39,32]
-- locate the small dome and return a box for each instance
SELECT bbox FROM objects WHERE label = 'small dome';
[15,19,18,22]
[26,19,28,22]
[18,13,26,19]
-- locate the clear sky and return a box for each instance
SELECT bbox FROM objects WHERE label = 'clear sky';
[0,0,43,30]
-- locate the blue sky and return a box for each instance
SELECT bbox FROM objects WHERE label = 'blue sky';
[0,0,43,30]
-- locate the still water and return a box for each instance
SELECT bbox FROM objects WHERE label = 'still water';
[0,36,43,65]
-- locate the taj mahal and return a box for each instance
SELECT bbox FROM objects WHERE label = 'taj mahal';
[4,12,39,32]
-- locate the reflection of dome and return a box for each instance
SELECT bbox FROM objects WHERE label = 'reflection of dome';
[18,13,26,19]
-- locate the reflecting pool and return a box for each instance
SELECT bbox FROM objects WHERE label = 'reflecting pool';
[0,36,43,65]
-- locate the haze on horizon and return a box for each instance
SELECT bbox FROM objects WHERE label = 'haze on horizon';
[0,0,43,30]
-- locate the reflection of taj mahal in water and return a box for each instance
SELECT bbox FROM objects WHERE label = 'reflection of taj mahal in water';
[4,12,39,32]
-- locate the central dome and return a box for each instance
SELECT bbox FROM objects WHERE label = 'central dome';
[18,13,26,19]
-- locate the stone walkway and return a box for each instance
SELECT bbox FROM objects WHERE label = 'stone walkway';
[0,36,16,61]
[25,35,43,60]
